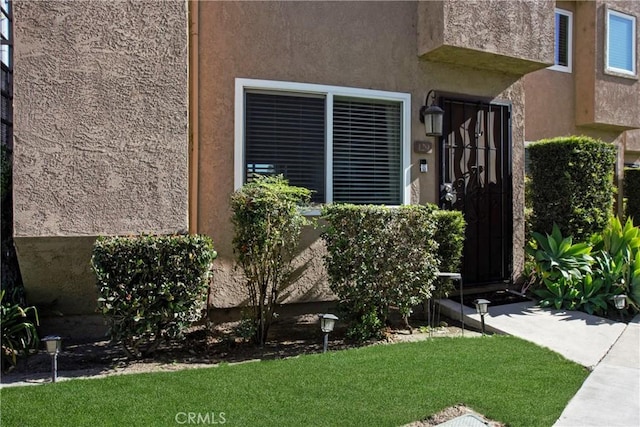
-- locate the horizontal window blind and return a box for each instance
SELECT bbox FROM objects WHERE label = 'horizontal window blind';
[608,12,635,73]
[333,97,401,204]
[556,12,569,67]
[245,92,326,203]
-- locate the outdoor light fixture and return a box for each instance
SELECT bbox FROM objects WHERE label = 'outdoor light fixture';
[473,299,491,335]
[319,313,338,353]
[42,335,62,382]
[612,294,627,321]
[419,90,444,137]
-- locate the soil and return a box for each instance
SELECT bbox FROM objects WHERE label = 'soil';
[1,313,502,426]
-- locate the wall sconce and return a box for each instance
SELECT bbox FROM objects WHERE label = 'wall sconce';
[419,90,444,137]
[319,313,338,353]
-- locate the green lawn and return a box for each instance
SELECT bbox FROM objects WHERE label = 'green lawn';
[1,336,587,426]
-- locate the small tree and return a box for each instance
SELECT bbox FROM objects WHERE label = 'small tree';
[230,175,311,346]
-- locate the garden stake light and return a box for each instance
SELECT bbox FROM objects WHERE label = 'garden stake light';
[42,335,62,382]
[319,314,338,353]
[612,294,627,321]
[473,299,491,335]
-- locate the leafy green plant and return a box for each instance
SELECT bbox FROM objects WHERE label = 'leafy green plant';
[92,234,216,358]
[534,279,577,310]
[526,224,593,283]
[1,290,39,372]
[231,175,312,346]
[322,204,439,341]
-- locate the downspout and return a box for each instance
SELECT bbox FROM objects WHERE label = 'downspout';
[188,0,199,234]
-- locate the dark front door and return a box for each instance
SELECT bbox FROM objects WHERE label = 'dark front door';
[439,98,513,286]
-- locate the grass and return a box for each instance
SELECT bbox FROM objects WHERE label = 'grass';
[1,336,587,426]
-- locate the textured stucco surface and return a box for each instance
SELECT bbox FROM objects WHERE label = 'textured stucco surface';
[575,1,640,130]
[418,0,555,75]
[195,1,526,308]
[13,0,189,237]
[12,0,189,314]
[625,130,640,164]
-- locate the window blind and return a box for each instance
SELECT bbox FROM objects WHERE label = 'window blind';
[556,12,569,67]
[608,13,635,73]
[332,97,402,204]
[245,92,326,203]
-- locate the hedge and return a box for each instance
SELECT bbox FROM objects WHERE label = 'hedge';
[432,208,466,297]
[321,204,439,341]
[92,234,216,358]
[528,136,616,241]
[625,168,640,222]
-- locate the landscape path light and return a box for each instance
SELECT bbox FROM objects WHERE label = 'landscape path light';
[319,313,338,353]
[473,299,491,336]
[42,335,62,382]
[612,294,627,321]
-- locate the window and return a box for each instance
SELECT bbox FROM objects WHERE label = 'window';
[235,79,411,205]
[606,8,637,76]
[549,8,572,73]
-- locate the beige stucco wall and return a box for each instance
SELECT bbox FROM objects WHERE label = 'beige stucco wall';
[13,0,189,314]
[575,1,640,130]
[418,0,555,74]
[194,1,527,308]
[625,130,640,165]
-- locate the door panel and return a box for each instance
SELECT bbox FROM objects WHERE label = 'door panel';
[439,98,512,286]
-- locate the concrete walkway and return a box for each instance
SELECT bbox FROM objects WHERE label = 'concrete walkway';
[439,299,640,427]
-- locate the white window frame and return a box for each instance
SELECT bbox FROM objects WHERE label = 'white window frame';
[234,78,412,206]
[605,8,637,77]
[549,8,573,73]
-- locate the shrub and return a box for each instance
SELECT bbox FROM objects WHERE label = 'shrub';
[528,219,640,316]
[92,234,216,358]
[625,168,640,222]
[321,204,439,341]
[1,290,39,373]
[432,208,466,297]
[528,136,616,241]
[230,175,312,347]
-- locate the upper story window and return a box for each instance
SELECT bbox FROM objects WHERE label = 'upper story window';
[235,79,411,206]
[550,8,572,73]
[605,8,637,77]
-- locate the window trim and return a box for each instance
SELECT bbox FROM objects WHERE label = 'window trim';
[549,8,573,73]
[234,78,412,205]
[605,8,637,78]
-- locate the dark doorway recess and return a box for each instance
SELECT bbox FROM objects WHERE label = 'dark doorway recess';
[461,289,532,309]
[439,97,513,287]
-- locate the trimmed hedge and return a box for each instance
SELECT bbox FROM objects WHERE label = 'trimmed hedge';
[528,136,616,241]
[432,208,466,297]
[92,234,216,358]
[321,204,439,341]
[625,168,640,222]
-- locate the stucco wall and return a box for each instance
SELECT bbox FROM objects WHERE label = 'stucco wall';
[194,1,526,308]
[575,1,640,130]
[13,0,189,314]
[418,0,555,74]
[13,0,189,237]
